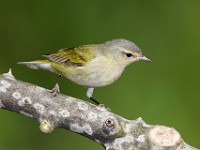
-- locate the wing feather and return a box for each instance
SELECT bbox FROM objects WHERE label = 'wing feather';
[43,45,95,66]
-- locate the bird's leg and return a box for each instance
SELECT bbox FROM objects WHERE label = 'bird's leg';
[58,74,62,78]
[48,74,62,96]
[86,88,100,105]
[48,83,60,96]
[86,88,111,111]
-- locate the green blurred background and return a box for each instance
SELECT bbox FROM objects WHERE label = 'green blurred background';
[0,0,200,149]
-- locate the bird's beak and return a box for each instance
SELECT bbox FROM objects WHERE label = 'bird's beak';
[138,56,152,62]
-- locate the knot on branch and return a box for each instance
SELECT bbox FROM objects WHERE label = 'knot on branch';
[102,117,123,138]
[105,118,115,127]
[148,126,182,149]
[39,119,55,133]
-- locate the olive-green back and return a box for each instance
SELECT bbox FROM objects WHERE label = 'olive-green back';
[43,44,95,66]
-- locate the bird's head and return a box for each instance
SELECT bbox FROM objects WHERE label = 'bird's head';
[100,39,152,67]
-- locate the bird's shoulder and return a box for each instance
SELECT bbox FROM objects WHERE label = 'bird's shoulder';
[43,44,96,66]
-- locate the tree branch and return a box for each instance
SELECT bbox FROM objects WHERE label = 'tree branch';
[0,69,198,150]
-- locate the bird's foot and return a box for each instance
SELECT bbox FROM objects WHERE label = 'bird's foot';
[97,104,111,112]
[89,97,100,105]
[86,87,111,111]
[58,74,62,78]
[48,83,60,96]
[89,97,111,111]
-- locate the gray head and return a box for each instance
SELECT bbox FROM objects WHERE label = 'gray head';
[99,39,151,66]
[105,39,141,54]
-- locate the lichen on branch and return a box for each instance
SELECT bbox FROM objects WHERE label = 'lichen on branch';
[0,70,197,150]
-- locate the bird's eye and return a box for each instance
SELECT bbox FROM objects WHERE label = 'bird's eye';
[125,53,133,57]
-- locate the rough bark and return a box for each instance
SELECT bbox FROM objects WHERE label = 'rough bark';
[0,69,198,150]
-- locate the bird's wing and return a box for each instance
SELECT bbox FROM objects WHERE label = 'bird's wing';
[43,45,96,66]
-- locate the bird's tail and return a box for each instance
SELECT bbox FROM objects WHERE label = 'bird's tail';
[17,60,53,71]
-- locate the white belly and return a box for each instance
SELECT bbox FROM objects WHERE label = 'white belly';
[65,56,124,87]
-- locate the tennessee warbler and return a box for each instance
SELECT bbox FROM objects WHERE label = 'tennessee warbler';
[18,39,151,104]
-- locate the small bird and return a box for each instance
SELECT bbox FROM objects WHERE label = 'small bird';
[18,39,151,104]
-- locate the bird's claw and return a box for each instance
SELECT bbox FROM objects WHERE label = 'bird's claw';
[97,104,111,112]
[48,83,60,96]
